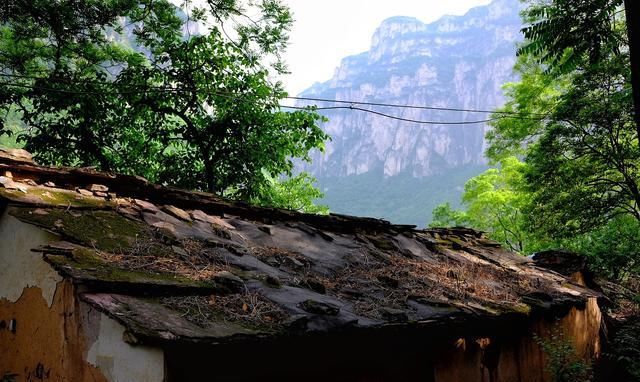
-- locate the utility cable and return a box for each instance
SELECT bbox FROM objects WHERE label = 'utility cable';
[281,105,503,125]
[0,72,549,117]
[287,96,549,117]
[0,79,547,125]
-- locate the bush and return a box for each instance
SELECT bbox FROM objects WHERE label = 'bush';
[534,327,593,382]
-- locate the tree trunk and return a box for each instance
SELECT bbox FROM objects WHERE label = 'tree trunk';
[203,157,217,194]
[624,0,640,141]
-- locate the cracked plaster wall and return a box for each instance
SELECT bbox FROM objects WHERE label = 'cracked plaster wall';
[0,210,61,306]
[0,211,165,382]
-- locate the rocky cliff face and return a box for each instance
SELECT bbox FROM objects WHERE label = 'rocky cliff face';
[299,0,522,179]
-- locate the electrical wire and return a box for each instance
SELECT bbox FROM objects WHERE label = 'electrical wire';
[0,72,547,116]
[281,105,504,125]
[287,96,549,117]
[0,76,548,125]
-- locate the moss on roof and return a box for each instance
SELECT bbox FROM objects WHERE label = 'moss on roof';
[0,186,112,209]
[43,246,217,291]
[9,207,161,253]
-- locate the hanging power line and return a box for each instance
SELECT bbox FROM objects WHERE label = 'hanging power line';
[287,95,549,117]
[0,72,548,116]
[281,105,504,125]
[0,75,548,125]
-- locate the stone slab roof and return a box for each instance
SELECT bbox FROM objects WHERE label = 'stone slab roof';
[0,148,597,346]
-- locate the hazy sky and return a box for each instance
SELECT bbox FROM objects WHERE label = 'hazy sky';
[282,0,492,96]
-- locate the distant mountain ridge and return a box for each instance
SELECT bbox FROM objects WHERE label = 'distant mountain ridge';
[299,0,522,179]
[296,0,523,226]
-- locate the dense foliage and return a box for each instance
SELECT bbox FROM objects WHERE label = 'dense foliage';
[534,328,593,382]
[431,157,531,252]
[518,0,623,73]
[0,0,329,211]
[250,170,329,214]
[432,0,639,280]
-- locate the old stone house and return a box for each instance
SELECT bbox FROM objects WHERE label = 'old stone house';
[0,148,602,381]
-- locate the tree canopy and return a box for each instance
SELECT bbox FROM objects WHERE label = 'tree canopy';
[431,157,531,252]
[518,0,625,73]
[0,0,329,210]
[431,0,639,279]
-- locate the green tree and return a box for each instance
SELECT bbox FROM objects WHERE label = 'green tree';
[524,53,638,237]
[0,109,23,149]
[435,0,640,279]
[461,157,530,252]
[487,0,637,237]
[250,171,329,214]
[0,0,329,203]
[520,0,640,138]
[562,215,640,280]
[485,55,569,161]
[430,202,467,228]
[519,0,624,73]
[430,157,537,252]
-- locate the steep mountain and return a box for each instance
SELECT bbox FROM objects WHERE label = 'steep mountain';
[297,0,523,226]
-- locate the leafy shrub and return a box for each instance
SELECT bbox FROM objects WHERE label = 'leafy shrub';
[534,327,593,382]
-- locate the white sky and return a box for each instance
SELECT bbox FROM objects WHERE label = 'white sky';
[282,0,492,96]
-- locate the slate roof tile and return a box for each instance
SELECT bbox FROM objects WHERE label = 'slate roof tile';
[0,147,599,345]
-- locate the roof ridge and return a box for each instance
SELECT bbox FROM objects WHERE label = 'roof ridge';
[0,152,420,234]
[0,146,34,165]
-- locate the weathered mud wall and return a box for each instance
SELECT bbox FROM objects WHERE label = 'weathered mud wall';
[0,282,108,381]
[0,212,61,306]
[163,301,602,382]
[83,304,165,381]
[0,211,102,380]
[0,213,164,382]
[434,299,602,382]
